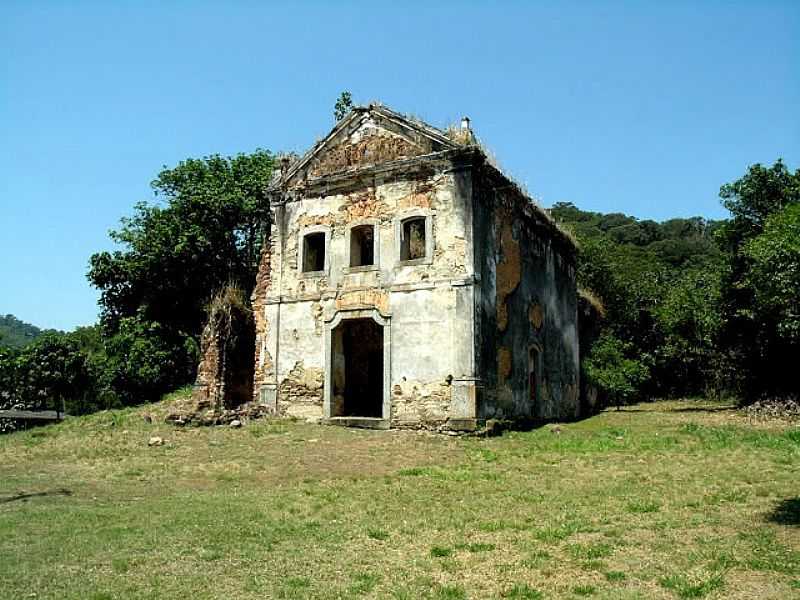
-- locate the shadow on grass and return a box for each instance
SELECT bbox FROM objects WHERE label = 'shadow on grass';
[613,405,735,415]
[670,406,736,413]
[767,498,800,527]
[0,488,72,504]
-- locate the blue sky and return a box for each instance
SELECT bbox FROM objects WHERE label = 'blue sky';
[1,1,798,331]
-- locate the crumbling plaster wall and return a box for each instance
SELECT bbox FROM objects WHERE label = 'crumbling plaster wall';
[252,235,273,402]
[195,290,255,411]
[255,157,478,427]
[474,167,580,421]
[194,322,223,407]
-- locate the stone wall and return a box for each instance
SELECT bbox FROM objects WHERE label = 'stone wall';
[252,230,274,403]
[193,287,255,411]
[474,163,580,421]
[194,318,222,407]
[277,360,324,419]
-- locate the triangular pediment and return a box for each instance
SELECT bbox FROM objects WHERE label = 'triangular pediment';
[280,105,458,187]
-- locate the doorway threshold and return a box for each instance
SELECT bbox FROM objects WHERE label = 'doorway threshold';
[326,416,390,430]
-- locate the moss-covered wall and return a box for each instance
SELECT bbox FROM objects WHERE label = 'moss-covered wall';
[474,166,580,421]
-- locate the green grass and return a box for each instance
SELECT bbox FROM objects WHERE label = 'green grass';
[367,527,390,541]
[1,396,798,599]
[501,583,544,599]
[659,572,724,598]
[431,546,454,558]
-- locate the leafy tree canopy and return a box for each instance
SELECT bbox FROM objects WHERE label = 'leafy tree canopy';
[743,204,800,344]
[718,159,800,253]
[0,333,94,432]
[84,150,274,404]
[715,160,800,399]
[88,151,274,339]
[583,334,650,410]
[552,202,725,400]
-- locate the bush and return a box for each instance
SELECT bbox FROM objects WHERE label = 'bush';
[0,333,95,432]
[102,316,198,406]
[584,334,650,410]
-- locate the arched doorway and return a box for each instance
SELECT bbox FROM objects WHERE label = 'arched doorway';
[324,309,391,423]
[331,318,384,417]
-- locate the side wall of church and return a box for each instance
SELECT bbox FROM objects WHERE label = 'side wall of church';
[473,167,580,421]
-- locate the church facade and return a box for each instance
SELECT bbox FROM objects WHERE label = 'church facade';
[250,104,580,430]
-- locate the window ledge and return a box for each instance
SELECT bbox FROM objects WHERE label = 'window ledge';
[344,265,380,273]
[300,270,327,278]
[397,257,431,266]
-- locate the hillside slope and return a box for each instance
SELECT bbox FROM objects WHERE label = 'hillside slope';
[0,314,58,348]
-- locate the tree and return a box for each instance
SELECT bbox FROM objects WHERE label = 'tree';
[744,204,800,344]
[557,202,724,399]
[0,344,19,410]
[577,239,666,364]
[736,204,800,398]
[0,330,113,432]
[89,151,273,336]
[88,150,274,402]
[719,160,800,248]
[583,334,650,410]
[101,316,197,405]
[334,91,353,121]
[716,160,800,400]
[653,268,722,396]
[13,333,93,415]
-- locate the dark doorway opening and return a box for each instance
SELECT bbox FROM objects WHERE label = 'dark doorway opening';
[222,316,255,409]
[331,318,384,417]
[528,346,540,416]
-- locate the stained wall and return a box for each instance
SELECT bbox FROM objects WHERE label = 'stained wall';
[473,166,580,421]
[254,153,479,427]
[251,109,580,428]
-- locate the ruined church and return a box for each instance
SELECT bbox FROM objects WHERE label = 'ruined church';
[241,104,580,430]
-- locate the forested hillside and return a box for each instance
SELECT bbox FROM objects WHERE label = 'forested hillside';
[549,159,799,405]
[0,314,58,348]
[549,203,723,269]
[548,203,725,402]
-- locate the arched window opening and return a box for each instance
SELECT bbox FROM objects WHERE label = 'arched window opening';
[302,232,326,272]
[350,224,375,267]
[529,346,542,410]
[400,217,426,261]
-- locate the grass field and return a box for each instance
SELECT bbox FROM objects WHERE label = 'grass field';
[1,392,798,599]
